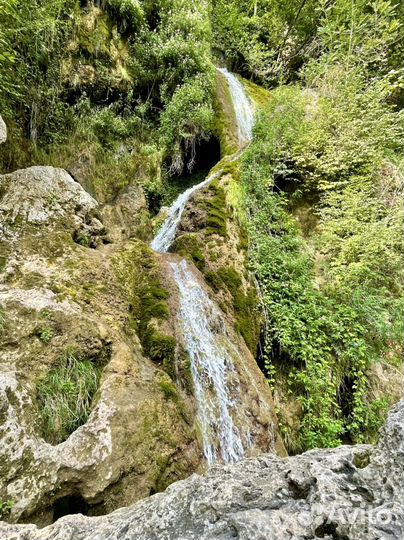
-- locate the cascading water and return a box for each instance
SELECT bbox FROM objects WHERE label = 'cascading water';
[217,67,254,145]
[151,170,222,254]
[170,259,247,464]
[152,67,254,254]
[151,68,256,464]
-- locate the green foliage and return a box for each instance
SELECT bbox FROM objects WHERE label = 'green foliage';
[37,327,54,343]
[36,347,101,444]
[0,499,14,519]
[0,0,215,179]
[212,0,403,94]
[160,74,215,175]
[240,65,403,450]
[212,0,319,84]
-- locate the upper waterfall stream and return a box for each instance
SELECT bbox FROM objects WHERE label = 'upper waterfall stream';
[151,68,256,464]
[217,67,254,145]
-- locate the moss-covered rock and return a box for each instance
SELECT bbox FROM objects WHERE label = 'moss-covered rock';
[173,168,262,355]
[0,164,202,525]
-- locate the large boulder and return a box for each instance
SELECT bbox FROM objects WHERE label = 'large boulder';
[1,398,402,540]
[0,166,97,240]
[101,181,150,243]
[0,115,6,145]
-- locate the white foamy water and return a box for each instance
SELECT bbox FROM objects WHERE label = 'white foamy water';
[170,259,248,464]
[217,67,254,145]
[151,170,221,253]
[150,70,256,464]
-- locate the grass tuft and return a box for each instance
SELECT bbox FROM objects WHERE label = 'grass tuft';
[37,347,101,445]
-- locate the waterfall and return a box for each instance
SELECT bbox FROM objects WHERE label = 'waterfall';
[170,259,248,464]
[151,69,257,464]
[217,67,254,145]
[151,170,222,253]
[152,67,254,254]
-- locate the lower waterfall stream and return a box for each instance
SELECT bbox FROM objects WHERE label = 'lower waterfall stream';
[151,68,256,464]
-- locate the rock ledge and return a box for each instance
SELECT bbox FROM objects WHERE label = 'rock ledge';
[1,399,403,540]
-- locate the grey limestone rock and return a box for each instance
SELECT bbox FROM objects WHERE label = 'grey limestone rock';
[1,399,402,540]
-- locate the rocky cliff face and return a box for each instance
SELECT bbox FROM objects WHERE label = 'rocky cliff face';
[0,160,202,524]
[2,396,402,539]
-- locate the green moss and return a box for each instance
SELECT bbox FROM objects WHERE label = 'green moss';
[202,181,229,237]
[204,265,260,352]
[0,256,7,273]
[143,331,176,364]
[204,270,222,291]
[112,241,177,374]
[158,378,180,402]
[173,234,206,271]
[219,159,240,179]
[78,9,112,57]
[241,76,271,109]
[217,267,242,293]
[214,70,239,156]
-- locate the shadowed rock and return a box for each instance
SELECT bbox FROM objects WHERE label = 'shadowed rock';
[1,398,402,539]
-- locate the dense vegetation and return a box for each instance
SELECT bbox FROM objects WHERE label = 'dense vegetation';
[1,0,402,453]
[232,0,403,451]
[37,347,102,444]
[0,0,215,199]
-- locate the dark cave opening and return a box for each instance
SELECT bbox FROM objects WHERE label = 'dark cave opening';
[148,135,222,215]
[182,136,221,177]
[337,375,356,444]
[53,494,89,522]
[256,328,305,378]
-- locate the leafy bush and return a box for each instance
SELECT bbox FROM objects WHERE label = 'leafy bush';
[0,499,14,519]
[240,66,403,450]
[160,74,215,174]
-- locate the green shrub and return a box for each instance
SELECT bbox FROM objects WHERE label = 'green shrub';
[240,67,403,450]
[37,327,54,343]
[36,348,101,444]
[0,499,14,519]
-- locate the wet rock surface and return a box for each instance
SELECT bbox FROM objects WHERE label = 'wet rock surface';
[1,398,402,540]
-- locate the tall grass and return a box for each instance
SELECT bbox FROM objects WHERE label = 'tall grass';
[37,348,101,444]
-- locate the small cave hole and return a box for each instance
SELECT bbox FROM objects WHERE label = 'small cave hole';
[314,521,348,540]
[256,330,304,377]
[53,494,89,522]
[184,136,221,176]
[337,375,356,444]
[72,215,107,249]
[151,135,222,216]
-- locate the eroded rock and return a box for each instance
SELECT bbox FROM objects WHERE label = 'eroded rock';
[101,182,149,242]
[0,166,201,525]
[0,166,97,240]
[1,398,402,539]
